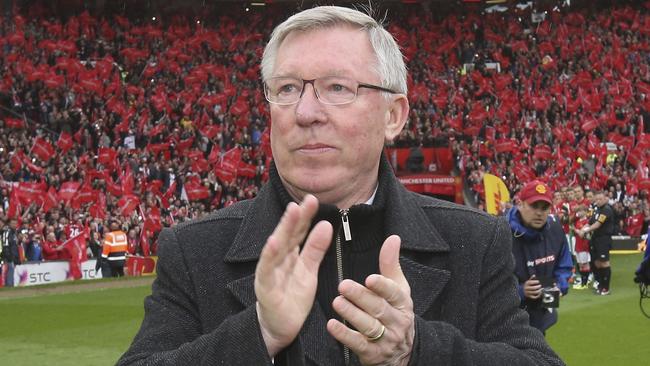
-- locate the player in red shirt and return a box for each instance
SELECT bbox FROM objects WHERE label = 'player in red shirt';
[572,205,592,289]
[64,215,85,239]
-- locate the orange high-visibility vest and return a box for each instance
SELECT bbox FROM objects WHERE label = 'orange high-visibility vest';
[102,230,128,261]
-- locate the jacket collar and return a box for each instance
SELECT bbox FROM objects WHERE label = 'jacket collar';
[225,154,451,365]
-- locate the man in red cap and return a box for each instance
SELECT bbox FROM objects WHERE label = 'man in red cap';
[507,180,573,335]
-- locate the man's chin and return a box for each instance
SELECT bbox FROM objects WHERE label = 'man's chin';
[531,222,546,229]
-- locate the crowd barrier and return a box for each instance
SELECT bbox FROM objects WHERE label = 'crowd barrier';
[8,255,157,287]
[11,259,102,286]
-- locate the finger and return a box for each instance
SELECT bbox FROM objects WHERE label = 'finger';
[365,273,411,311]
[291,194,320,244]
[331,295,383,339]
[377,235,410,295]
[300,220,333,272]
[259,195,319,270]
[326,318,373,355]
[256,210,305,283]
[338,279,402,326]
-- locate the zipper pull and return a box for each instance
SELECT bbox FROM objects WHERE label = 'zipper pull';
[340,209,351,242]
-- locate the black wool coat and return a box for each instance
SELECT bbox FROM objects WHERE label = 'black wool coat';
[119,161,564,366]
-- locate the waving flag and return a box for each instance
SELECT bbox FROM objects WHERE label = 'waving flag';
[63,233,87,280]
[31,137,55,162]
[483,174,511,215]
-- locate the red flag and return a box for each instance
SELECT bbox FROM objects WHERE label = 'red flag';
[238,161,257,178]
[147,123,167,137]
[146,142,171,156]
[63,233,87,280]
[7,188,22,219]
[89,192,107,219]
[514,163,535,182]
[58,181,81,201]
[200,123,221,139]
[4,117,25,129]
[117,194,140,216]
[636,134,650,150]
[98,147,118,166]
[10,152,24,173]
[72,185,97,207]
[120,165,135,195]
[485,126,496,142]
[144,206,163,234]
[89,202,106,220]
[208,146,221,163]
[144,180,163,195]
[24,158,44,174]
[161,181,177,209]
[184,180,210,201]
[105,177,122,197]
[140,227,151,257]
[581,118,599,134]
[191,158,210,173]
[175,137,195,155]
[31,137,55,161]
[42,187,59,213]
[215,147,241,183]
[533,145,553,160]
[57,132,73,153]
[16,182,46,206]
[587,135,601,154]
[494,139,515,154]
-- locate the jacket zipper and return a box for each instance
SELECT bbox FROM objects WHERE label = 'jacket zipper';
[337,209,351,365]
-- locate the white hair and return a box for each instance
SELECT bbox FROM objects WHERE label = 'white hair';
[261,5,407,95]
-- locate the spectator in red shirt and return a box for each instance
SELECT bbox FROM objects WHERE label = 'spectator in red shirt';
[41,231,64,260]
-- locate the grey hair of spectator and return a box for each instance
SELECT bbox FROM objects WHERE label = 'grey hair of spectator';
[260,5,408,95]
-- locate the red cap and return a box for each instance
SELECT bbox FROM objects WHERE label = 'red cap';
[519,180,553,204]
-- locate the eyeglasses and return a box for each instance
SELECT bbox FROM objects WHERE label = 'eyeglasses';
[264,76,398,106]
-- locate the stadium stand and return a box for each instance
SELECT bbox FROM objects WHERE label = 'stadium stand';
[0,0,648,281]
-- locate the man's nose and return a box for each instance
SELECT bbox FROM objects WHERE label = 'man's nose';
[295,83,326,126]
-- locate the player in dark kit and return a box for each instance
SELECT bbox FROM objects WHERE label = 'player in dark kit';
[576,191,614,295]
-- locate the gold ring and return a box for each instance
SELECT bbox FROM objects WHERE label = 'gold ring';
[366,324,386,342]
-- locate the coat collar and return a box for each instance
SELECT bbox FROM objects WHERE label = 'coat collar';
[225,155,451,365]
[224,155,449,262]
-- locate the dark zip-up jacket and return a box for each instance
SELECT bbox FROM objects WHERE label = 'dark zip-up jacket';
[507,207,573,332]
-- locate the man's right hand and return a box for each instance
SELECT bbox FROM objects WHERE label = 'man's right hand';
[523,275,542,300]
[254,194,333,358]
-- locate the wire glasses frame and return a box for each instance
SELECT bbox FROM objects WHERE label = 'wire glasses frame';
[264,76,398,106]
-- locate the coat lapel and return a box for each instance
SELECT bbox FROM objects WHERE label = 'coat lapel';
[223,184,337,366]
[224,184,281,263]
[384,167,452,316]
[226,273,340,366]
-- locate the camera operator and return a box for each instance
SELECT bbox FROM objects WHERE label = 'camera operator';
[507,180,573,335]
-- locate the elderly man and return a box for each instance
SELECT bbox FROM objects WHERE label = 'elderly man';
[119,6,564,366]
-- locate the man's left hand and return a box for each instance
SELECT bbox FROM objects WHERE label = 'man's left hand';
[326,235,414,366]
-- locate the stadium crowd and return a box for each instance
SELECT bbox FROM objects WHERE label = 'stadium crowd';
[0,1,649,281]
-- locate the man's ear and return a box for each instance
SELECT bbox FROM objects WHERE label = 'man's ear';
[384,94,409,143]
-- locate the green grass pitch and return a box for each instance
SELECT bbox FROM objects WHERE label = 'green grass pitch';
[0,253,647,365]
[546,252,650,365]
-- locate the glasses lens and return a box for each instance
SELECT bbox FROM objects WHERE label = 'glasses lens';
[265,77,302,104]
[315,77,357,105]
